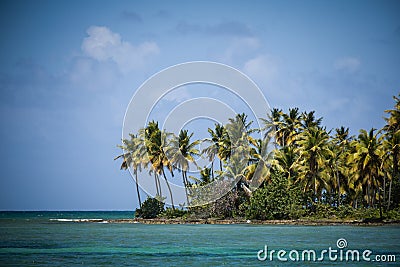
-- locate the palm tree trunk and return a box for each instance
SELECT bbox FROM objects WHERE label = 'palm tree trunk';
[378,188,383,220]
[336,163,340,207]
[183,171,190,206]
[135,171,142,209]
[155,174,162,197]
[314,174,317,203]
[387,179,392,210]
[383,173,386,211]
[154,174,159,196]
[367,183,371,207]
[211,161,214,179]
[394,151,399,182]
[162,169,175,209]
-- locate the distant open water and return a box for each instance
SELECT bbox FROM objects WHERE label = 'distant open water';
[0,211,399,266]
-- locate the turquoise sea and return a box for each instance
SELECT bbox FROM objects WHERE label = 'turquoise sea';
[0,211,399,266]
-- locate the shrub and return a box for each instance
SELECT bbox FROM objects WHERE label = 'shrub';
[135,197,164,219]
[336,205,355,219]
[245,172,302,220]
[159,208,188,219]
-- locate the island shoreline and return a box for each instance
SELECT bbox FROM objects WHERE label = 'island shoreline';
[102,218,400,226]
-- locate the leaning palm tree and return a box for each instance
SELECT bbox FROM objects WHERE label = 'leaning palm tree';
[168,129,200,206]
[244,136,275,192]
[261,108,283,144]
[144,121,175,209]
[115,133,147,209]
[293,127,332,202]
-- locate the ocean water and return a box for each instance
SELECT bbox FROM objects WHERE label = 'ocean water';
[0,212,399,266]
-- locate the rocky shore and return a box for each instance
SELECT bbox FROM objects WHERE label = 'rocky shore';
[104,218,400,226]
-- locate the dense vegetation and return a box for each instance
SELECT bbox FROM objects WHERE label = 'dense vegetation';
[116,94,400,221]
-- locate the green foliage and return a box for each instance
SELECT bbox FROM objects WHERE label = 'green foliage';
[302,204,400,221]
[390,179,400,209]
[336,205,356,219]
[307,203,337,219]
[386,205,400,220]
[159,208,188,219]
[135,197,164,219]
[245,172,305,220]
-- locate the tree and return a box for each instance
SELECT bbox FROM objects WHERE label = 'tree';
[203,123,227,172]
[261,108,282,145]
[332,126,351,206]
[293,127,332,202]
[281,108,302,147]
[301,110,322,130]
[144,121,175,209]
[168,129,200,206]
[272,145,297,183]
[382,131,400,210]
[136,197,165,219]
[224,114,255,192]
[115,133,148,209]
[244,137,275,190]
[349,129,384,216]
[384,94,400,182]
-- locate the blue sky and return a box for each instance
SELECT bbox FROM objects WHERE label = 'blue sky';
[0,0,399,210]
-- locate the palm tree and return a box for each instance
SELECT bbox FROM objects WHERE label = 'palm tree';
[382,94,400,211]
[225,113,252,157]
[261,108,282,145]
[293,127,332,202]
[203,123,227,172]
[221,115,251,193]
[168,129,200,206]
[332,126,351,206]
[301,110,322,130]
[115,134,143,209]
[382,131,400,210]
[281,108,301,147]
[349,129,384,213]
[199,167,213,185]
[144,121,175,209]
[272,145,298,183]
[384,94,400,182]
[244,136,275,191]
[232,113,254,135]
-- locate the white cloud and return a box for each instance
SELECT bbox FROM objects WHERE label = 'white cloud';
[81,26,159,73]
[243,55,278,85]
[334,57,361,73]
